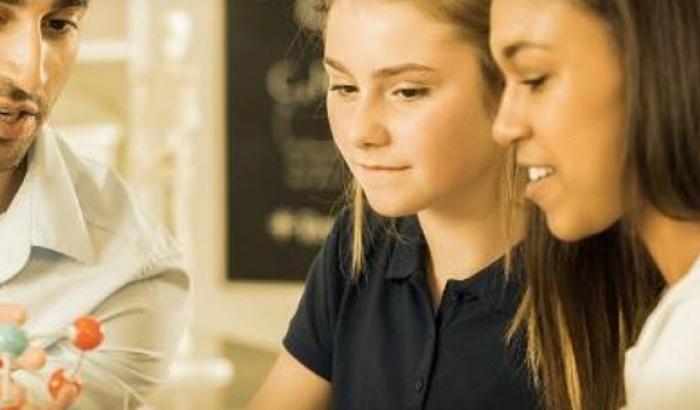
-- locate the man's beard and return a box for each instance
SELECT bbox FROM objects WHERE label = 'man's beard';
[0,129,40,172]
[0,78,47,172]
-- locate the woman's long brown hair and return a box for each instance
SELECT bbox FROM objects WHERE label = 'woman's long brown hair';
[510,1,700,409]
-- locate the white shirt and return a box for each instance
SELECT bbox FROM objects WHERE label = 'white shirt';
[624,254,700,410]
[1,127,190,409]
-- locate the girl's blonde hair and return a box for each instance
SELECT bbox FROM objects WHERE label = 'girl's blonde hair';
[318,0,505,277]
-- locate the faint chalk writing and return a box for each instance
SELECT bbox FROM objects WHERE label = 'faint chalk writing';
[268,208,334,246]
[266,58,342,191]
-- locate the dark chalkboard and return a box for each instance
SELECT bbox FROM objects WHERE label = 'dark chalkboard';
[227,0,345,281]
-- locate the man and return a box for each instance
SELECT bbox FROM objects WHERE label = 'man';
[0,0,190,409]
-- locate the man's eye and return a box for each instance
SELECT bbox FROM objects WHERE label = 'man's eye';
[45,18,78,34]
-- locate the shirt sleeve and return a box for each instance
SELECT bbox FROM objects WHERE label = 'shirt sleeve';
[16,266,190,410]
[282,210,350,381]
[625,297,700,410]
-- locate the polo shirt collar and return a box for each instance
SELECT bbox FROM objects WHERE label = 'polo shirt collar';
[458,257,523,316]
[385,216,426,280]
[384,215,523,315]
[0,127,95,281]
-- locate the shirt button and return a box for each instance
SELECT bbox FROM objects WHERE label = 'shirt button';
[415,377,425,393]
[449,291,459,303]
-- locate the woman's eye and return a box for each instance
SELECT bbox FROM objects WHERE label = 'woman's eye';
[520,75,548,92]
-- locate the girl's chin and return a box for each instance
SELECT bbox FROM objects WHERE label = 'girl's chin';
[365,196,419,218]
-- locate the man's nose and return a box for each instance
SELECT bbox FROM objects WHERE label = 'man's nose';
[0,21,45,96]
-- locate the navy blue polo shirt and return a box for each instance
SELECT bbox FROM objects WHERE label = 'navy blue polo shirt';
[284,210,540,409]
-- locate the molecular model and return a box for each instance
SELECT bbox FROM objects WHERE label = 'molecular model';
[0,315,104,409]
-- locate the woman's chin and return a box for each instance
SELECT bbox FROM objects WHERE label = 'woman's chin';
[545,212,613,243]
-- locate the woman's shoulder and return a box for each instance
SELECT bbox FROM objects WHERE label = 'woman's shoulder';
[643,259,700,343]
[625,268,700,409]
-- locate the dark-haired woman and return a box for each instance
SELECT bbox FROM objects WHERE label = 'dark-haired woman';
[490,1,700,409]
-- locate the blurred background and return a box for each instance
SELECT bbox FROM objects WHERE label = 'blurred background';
[51,1,341,408]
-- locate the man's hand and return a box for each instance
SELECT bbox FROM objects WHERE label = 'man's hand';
[0,304,79,410]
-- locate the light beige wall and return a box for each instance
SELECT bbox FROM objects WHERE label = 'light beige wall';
[188,0,305,352]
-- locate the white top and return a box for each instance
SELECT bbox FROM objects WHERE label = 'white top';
[624,254,700,410]
[2,127,190,409]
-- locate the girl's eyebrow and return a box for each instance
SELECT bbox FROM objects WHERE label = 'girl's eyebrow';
[324,57,436,79]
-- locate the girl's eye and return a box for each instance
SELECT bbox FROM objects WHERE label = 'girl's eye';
[329,84,358,96]
[394,87,430,101]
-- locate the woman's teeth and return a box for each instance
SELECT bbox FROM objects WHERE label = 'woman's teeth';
[527,166,555,182]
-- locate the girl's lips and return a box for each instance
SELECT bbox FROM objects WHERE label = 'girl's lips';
[360,164,410,171]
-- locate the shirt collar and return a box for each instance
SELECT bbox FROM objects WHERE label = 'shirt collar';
[384,216,523,315]
[457,257,524,316]
[26,127,94,264]
[385,216,426,280]
[0,169,33,280]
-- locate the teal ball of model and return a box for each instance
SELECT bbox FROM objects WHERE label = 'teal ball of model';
[0,323,28,358]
